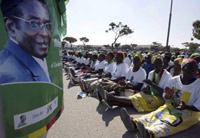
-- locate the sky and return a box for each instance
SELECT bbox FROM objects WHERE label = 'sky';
[66,0,200,48]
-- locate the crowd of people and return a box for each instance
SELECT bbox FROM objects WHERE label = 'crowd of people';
[63,49,200,138]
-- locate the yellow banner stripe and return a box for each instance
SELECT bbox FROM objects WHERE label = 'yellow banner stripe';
[29,126,46,138]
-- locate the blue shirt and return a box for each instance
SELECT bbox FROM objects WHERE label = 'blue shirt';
[143,62,154,78]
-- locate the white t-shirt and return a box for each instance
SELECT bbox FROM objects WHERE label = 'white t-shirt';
[72,55,76,60]
[111,62,128,80]
[167,76,200,110]
[104,62,116,74]
[130,62,134,68]
[125,67,146,84]
[80,57,85,64]
[124,57,132,67]
[76,57,81,63]
[95,60,106,71]
[90,60,99,69]
[84,58,90,65]
[148,69,172,89]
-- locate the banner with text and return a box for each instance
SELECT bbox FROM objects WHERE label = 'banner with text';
[0,0,68,137]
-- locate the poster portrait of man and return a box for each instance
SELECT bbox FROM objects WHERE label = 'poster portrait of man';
[0,0,52,84]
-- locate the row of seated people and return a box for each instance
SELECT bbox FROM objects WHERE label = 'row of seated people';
[64,51,200,138]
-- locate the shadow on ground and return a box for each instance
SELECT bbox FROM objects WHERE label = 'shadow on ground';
[96,104,144,127]
[67,81,79,89]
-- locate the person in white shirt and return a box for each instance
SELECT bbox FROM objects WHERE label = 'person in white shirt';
[124,54,132,67]
[120,58,200,138]
[89,54,98,70]
[103,52,116,76]
[94,54,106,71]
[110,52,129,81]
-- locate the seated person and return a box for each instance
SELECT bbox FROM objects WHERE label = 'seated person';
[100,56,172,112]
[124,53,132,67]
[89,53,106,74]
[79,52,92,70]
[163,52,174,72]
[142,53,154,78]
[120,58,200,138]
[102,52,116,78]
[190,53,200,78]
[169,57,183,76]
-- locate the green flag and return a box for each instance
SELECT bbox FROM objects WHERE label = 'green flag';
[0,0,68,137]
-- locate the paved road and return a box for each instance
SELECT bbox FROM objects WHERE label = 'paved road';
[47,74,200,138]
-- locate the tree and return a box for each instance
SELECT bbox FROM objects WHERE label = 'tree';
[182,42,200,52]
[114,43,120,51]
[103,44,110,48]
[63,36,77,49]
[130,44,137,50]
[61,41,67,49]
[150,41,162,52]
[105,22,133,50]
[192,20,200,40]
[80,37,89,49]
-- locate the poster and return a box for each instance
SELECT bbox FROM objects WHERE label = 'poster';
[0,0,68,137]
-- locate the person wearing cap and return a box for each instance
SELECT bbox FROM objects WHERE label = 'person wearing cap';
[120,58,200,138]
[163,52,174,72]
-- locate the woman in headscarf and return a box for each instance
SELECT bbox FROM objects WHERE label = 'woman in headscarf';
[169,57,183,76]
[120,58,200,138]
[190,53,200,78]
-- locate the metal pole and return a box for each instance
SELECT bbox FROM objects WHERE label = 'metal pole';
[166,0,173,52]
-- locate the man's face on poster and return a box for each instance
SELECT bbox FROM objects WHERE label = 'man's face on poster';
[9,1,51,59]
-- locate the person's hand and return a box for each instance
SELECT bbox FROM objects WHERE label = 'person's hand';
[143,79,153,86]
[118,80,126,86]
[176,101,186,110]
[164,87,174,97]
[143,86,151,94]
[92,75,98,78]
[126,82,133,88]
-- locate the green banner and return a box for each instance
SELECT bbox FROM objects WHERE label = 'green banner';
[0,0,68,137]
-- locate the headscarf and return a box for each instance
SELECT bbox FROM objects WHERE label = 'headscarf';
[181,58,197,68]
[152,55,163,64]
[134,53,143,62]
[174,58,183,65]
[147,52,153,58]
[91,51,97,55]
[117,52,125,61]
[189,53,200,59]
